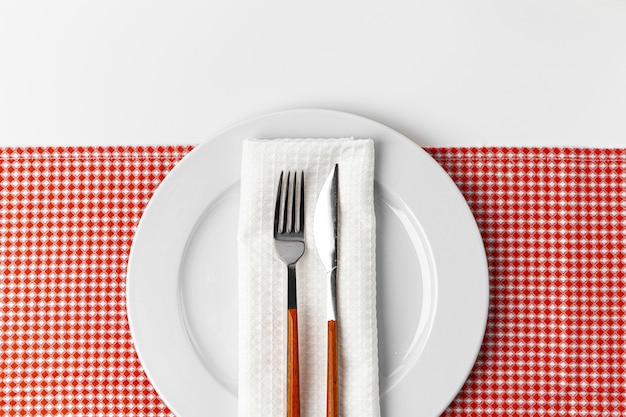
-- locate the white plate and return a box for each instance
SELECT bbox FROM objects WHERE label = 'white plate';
[126,109,489,417]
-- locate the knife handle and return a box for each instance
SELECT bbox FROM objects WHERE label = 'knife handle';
[287,308,300,417]
[326,319,338,417]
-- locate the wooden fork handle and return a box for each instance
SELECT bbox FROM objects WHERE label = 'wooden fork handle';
[327,319,338,417]
[287,308,300,417]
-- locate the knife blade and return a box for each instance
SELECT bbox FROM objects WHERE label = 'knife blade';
[314,164,338,417]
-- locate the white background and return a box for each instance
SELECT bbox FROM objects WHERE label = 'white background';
[1,0,625,148]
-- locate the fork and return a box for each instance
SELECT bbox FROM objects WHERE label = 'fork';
[274,170,305,417]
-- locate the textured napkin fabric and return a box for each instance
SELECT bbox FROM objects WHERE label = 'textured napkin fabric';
[0,146,624,416]
[237,139,380,417]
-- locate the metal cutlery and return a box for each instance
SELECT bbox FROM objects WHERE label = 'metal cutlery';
[274,171,305,417]
[314,164,339,417]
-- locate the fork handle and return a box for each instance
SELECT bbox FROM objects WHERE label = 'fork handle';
[326,319,338,417]
[287,308,300,417]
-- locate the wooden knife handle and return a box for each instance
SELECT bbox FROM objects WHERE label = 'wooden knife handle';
[287,308,300,417]
[327,319,338,417]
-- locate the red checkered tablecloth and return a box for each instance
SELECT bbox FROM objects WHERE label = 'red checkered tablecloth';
[1,146,624,416]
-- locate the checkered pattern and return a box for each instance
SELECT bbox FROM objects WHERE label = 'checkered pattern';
[0,146,192,416]
[429,148,626,417]
[1,146,624,416]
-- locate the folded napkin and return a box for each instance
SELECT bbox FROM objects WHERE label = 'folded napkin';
[237,139,380,417]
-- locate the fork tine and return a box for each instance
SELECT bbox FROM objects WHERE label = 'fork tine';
[298,171,304,233]
[290,171,298,233]
[274,171,284,235]
[283,171,291,233]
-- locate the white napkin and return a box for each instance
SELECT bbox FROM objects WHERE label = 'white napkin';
[238,138,380,417]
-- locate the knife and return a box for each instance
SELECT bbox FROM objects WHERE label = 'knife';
[314,164,339,417]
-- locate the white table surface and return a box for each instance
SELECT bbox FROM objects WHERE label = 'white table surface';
[1,0,625,148]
